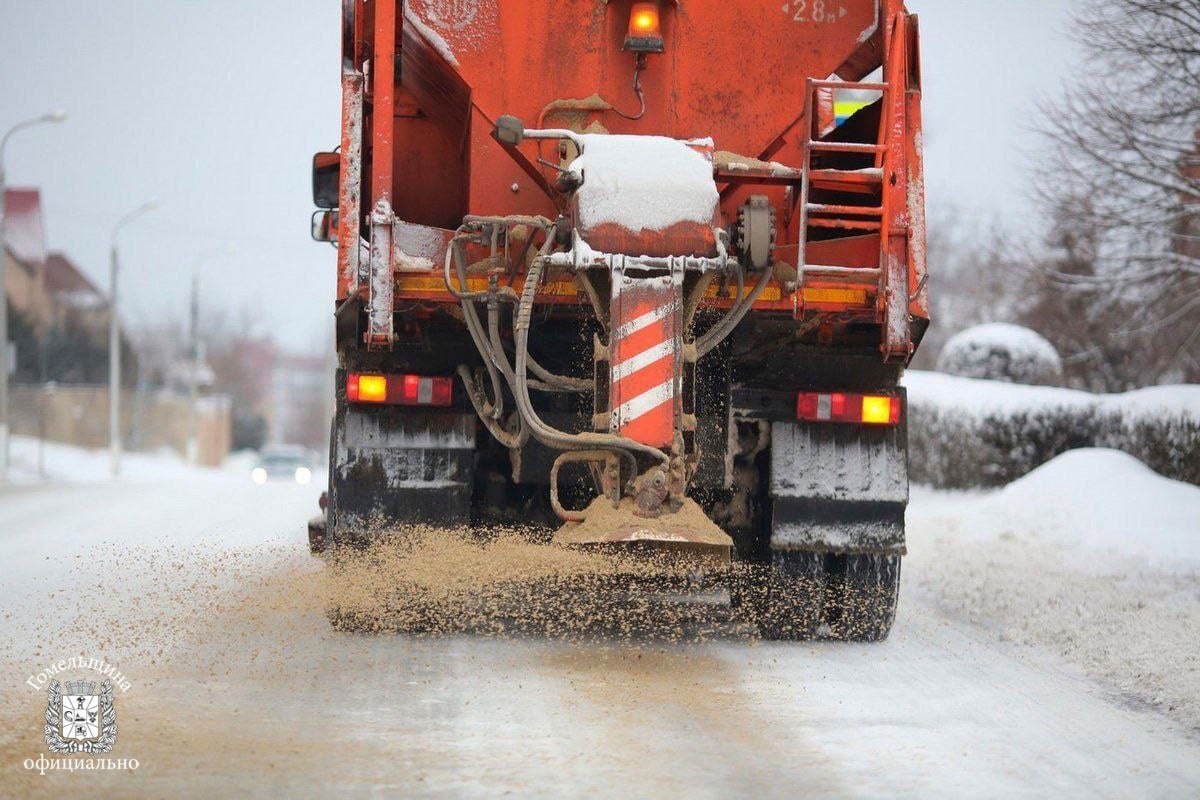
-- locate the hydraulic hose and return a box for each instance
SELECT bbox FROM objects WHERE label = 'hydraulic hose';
[449,220,658,475]
[484,284,575,396]
[444,235,491,301]
[453,240,506,420]
[514,258,666,468]
[685,262,742,342]
[457,364,527,449]
[510,304,592,392]
[696,262,775,358]
[448,225,589,393]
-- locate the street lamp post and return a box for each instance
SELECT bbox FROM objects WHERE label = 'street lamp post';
[186,247,234,465]
[108,201,156,478]
[0,111,66,482]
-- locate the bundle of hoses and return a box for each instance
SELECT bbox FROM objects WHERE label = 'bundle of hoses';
[447,223,663,473]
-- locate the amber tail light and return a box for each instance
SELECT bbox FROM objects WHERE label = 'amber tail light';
[347,373,453,406]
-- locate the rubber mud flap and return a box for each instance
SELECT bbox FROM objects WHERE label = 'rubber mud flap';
[769,417,908,555]
[329,402,475,547]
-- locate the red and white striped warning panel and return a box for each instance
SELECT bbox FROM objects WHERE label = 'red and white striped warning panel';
[608,272,682,447]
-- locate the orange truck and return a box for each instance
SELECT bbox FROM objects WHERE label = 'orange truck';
[310,0,928,640]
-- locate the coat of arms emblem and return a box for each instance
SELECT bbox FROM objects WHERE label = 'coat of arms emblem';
[44,680,117,754]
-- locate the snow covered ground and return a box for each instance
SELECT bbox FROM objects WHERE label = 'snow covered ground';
[5,435,224,485]
[1,441,1198,797]
[908,448,1200,730]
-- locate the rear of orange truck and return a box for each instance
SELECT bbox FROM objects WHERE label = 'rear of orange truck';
[310,0,929,640]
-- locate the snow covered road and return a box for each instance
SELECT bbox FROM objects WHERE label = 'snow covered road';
[2,452,1199,798]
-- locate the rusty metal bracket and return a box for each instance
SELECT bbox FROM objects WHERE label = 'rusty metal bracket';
[366,198,395,349]
[337,71,364,295]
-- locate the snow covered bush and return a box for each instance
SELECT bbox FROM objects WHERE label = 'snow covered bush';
[905,371,1200,489]
[936,323,1063,385]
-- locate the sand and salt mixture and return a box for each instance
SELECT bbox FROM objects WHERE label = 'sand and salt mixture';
[325,525,743,638]
[0,525,765,796]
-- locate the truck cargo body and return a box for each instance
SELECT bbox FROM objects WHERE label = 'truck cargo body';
[312,0,929,640]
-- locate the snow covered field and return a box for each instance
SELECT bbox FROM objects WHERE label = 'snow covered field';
[1,441,1198,798]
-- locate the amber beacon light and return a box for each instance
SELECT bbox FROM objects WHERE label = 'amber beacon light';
[624,1,664,52]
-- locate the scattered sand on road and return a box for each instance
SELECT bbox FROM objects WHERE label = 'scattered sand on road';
[325,526,738,639]
[0,528,749,797]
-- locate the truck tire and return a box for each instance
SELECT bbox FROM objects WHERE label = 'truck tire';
[824,553,901,642]
[751,415,907,641]
[740,550,827,640]
[744,550,901,641]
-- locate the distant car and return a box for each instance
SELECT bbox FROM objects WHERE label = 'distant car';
[251,446,314,485]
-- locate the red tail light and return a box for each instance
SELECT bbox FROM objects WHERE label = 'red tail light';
[346,373,453,406]
[796,392,901,425]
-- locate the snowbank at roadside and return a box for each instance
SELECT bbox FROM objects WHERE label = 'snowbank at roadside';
[993,448,1200,569]
[7,435,218,485]
[908,448,1200,727]
[913,447,1200,571]
[903,370,1200,488]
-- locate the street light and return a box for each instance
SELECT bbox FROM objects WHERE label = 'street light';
[108,201,157,478]
[0,110,67,483]
[186,246,235,464]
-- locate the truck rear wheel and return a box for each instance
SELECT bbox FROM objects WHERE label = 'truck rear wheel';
[744,550,901,641]
[739,550,826,640]
[824,553,901,642]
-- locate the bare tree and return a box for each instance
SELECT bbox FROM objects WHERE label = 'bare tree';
[910,206,1024,371]
[1030,0,1200,386]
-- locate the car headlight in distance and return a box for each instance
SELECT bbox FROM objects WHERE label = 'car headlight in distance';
[295,467,312,485]
[251,467,268,485]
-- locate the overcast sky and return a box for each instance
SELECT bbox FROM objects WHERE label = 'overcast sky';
[1,0,1077,349]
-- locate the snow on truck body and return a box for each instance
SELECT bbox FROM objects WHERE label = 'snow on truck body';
[310,0,929,640]
[570,134,721,251]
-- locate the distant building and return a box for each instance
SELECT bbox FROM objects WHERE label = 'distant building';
[2,187,127,384]
[4,188,231,465]
[43,252,107,324]
[203,335,331,452]
[3,188,49,336]
[3,188,46,266]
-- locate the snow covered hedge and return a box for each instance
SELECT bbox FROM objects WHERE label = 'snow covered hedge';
[905,371,1200,488]
[936,323,1063,385]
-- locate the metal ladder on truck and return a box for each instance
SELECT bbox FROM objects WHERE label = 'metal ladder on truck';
[795,67,912,361]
